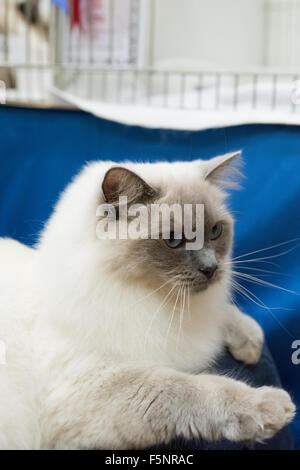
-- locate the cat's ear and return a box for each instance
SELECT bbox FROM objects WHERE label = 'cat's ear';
[203,151,243,189]
[102,167,157,206]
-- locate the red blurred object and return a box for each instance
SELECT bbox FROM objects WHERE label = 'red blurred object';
[69,0,81,29]
[69,0,104,31]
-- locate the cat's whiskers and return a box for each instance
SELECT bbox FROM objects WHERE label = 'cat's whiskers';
[127,277,176,310]
[225,242,300,269]
[143,282,178,351]
[187,285,191,322]
[230,265,288,276]
[176,285,186,349]
[232,270,298,296]
[229,259,279,267]
[164,285,181,348]
[231,238,300,261]
[231,279,271,311]
[231,279,292,311]
[231,279,294,338]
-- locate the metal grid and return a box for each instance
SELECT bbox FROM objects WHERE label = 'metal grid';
[53,66,300,113]
[0,0,141,104]
[0,0,299,114]
[52,0,140,65]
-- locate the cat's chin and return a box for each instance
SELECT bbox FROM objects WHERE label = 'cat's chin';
[189,281,215,294]
[184,272,225,294]
[190,282,209,293]
[177,278,216,294]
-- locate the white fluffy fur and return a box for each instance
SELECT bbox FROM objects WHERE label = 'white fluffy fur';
[0,159,295,449]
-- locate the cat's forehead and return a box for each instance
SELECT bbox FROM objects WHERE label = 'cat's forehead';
[155,174,226,210]
[124,161,229,216]
[130,162,221,197]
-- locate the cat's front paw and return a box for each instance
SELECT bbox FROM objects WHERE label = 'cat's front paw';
[223,387,296,442]
[227,314,264,365]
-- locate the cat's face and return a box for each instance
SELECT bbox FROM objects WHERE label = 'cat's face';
[130,191,233,293]
[100,153,241,294]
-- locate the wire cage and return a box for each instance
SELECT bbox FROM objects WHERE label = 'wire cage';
[0,0,141,104]
[0,0,300,115]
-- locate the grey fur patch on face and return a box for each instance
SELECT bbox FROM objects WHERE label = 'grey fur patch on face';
[132,186,232,293]
[104,174,234,295]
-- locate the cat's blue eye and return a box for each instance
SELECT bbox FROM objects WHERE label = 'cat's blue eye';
[210,222,223,240]
[164,232,183,249]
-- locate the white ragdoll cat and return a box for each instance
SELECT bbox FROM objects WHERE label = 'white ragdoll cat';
[0,152,295,449]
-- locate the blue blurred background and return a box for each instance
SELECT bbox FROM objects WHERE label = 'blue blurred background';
[0,105,299,446]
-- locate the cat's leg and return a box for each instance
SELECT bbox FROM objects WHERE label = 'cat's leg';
[47,365,295,449]
[224,305,264,364]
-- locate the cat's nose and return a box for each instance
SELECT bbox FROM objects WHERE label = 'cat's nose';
[199,264,218,280]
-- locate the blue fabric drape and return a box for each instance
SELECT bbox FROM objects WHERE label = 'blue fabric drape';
[0,105,299,447]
